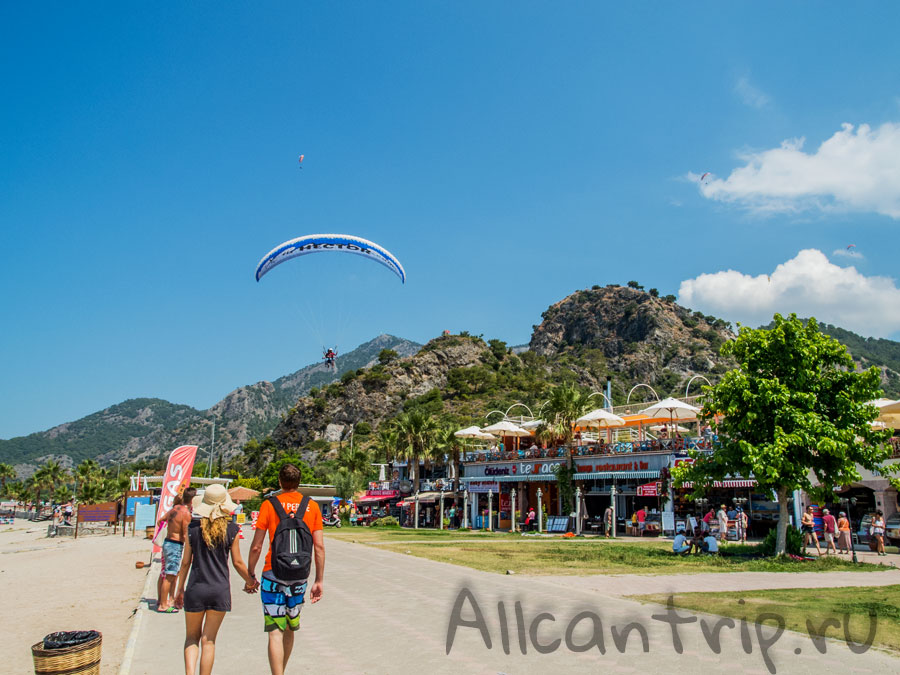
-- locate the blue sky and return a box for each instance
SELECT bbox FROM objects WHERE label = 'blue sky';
[2,4,900,439]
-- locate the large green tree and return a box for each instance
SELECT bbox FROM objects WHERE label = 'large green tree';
[674,314,896,555]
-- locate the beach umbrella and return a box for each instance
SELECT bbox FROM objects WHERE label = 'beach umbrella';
[520,419,546,430]
[454,426,495,440]
[575,409,626,428]
[638,397,700,436]
[482,420,531,451]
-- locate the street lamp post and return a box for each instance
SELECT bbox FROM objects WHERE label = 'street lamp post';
[841,496,859,564]
[439,492,445,530]
[487,490,493,532]
[575,486,582,535]
[463,490,469,529]
[610,484,617,538]
[511,489,517,533]
[536,487,543,533]
[414,492,420,530]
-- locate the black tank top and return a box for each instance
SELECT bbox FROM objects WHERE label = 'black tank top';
[186,520,239,601]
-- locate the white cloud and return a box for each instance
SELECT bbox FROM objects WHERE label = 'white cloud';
[678,249,900,338]
[734,76,770,109]
[698,122,900,219]
[833,247,864,259]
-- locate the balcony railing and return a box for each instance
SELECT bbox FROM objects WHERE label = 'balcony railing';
[463,436,715,463]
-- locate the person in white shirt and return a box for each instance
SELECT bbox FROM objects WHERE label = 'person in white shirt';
[702,534,719,554]
[672,532,690,555]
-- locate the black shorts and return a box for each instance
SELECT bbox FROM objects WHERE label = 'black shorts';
[801,525,814,534]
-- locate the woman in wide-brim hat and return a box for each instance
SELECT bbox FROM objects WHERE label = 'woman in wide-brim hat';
[175,483,258,674]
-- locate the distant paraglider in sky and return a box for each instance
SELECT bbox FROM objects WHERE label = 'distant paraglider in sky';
[255,234,407,284]
[699,172,711,183]
[847,244,856,250]
[298,154,304,168]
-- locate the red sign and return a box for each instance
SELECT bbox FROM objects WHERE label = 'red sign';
[366,489,399,498]
[152,445,198,552]
[499,493,511,514]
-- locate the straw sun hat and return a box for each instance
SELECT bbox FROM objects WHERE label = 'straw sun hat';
[192,484,237,520]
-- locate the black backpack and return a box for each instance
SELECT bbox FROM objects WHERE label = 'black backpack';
[268,495,313,582]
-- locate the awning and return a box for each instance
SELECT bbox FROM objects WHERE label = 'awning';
[355,495,395,505]
[680,479,756,488]
[460,475,554,483]
[574,470,660,480]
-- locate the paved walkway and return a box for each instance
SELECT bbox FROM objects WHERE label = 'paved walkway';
[125,528,900,674]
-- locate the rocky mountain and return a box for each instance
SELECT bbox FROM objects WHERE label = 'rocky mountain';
[529,285,735,387]
[272,285,900,458]
[1,335,420,475]
[271,286,739,453]
[272,335,492,455]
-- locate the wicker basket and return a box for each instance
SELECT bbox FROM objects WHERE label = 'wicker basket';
[31,634,102,675]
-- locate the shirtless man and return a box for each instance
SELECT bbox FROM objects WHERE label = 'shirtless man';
[158,487,196,613]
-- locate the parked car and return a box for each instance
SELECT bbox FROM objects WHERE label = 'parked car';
[856,514,872,547]
[885,514,900,546]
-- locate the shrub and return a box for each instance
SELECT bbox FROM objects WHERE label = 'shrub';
[378,349,399,365]
[341,370,357,384]
[354,422,372,436]
[758,526,803,556]
[313,397,327,413]
[649,288,659,297]
[371,515,400,527]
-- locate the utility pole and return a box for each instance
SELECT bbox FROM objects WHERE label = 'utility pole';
[207,417,216,478]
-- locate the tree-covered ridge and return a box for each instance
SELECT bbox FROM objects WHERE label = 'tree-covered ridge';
[762,320,900,398]
[0,335,421,471]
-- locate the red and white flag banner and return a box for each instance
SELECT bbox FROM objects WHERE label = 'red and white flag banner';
[152,445,198,553]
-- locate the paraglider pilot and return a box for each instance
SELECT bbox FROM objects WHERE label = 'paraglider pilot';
[323,347,337,369]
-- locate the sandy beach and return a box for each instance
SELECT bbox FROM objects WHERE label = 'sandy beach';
[0,522,151,674]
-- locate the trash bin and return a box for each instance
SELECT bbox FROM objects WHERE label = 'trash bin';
[32,631,102,674]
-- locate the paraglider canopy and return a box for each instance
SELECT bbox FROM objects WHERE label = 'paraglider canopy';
[255,234,406,284]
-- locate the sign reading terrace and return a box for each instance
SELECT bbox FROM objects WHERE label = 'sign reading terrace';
[463,454,670,479]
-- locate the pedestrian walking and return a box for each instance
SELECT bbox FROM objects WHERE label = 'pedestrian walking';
[871,510,886,556]
[716,504,728,541]
[736,507,749,543]
[822,508,838,555]
[603,506,613,538]
[174,484,257,675]
[248,464,325,675]
[837,511,852,554]
[801,505,822,555]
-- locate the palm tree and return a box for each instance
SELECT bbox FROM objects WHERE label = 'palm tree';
[373,427,400,464]
[393,410,440,492]
[543,383,593,447]
[437,426,465,492]
[0,463,16,497]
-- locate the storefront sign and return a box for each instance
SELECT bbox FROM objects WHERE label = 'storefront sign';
[365,489,399,498]
[577,460,653,473]
[466,459,565,479]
